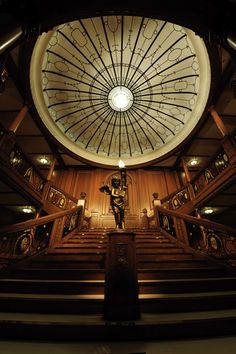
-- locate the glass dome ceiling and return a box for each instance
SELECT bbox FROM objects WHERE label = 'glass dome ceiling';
[30,15,211,167]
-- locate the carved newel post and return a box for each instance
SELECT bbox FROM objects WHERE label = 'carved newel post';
[103,231,140,321]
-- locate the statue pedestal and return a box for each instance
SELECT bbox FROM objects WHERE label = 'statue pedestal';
[103,231,140,321]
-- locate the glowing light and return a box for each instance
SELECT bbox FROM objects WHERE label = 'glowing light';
[189,158,199,166]
[108,86,133,111]
[22,206,33,213]
[204,208,214,214]
[118,159,125,168]
[39,156,49,165]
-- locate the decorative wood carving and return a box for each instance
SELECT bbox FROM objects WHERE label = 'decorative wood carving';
[103,231,140,321]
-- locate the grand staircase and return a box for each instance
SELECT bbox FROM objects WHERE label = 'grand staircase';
[0,228,236,340]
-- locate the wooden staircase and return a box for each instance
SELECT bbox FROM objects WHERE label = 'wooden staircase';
[0,228,236,340]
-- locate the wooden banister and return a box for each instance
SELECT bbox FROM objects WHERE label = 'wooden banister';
[0,205,82,236]
[156,205,236,235]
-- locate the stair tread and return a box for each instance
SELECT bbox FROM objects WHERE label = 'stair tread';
[1,277,236,285]
[0,309,236,324]
[1,290,236,299]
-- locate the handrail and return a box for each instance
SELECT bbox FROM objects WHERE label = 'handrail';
[161,129,236,210]
[160,147,226,205]
[156,205,236,235]
[190,143,227,184]
[0,205,82,236]
[1,130,48,182]
[160,185,188,205]
[47,182,78,204]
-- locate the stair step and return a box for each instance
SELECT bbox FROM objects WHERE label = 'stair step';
[2,268,105,280]
[49,247,107,253]
[136,249,188,254]
[72,235,107,239]
[0,310,236,340]
[35,254,106,260]
[138,267,230,279]
[137,260,210,269]
[136,242,179,247]
[0,293,103,314]
[2,277,235,295]
[138,277,236,293]
[137,253,201,260]
[1,226,235,335]
[27,257,106,269]
[0,278,105,294]
[1,290,236,314]
[61,239,106,244]
[140,291,236,313]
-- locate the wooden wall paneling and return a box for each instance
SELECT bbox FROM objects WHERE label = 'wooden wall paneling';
[51,168,180,229]
[163,169,181,195]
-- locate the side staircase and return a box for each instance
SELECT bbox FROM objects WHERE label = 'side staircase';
[0,228,236,340]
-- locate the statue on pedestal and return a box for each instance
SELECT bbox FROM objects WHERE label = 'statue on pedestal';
[99,161,127,229]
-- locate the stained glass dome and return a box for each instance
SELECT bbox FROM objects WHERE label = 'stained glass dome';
[30,15,211,167]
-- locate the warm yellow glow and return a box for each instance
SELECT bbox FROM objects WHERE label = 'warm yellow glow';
[203,207,214,214]
[118,159,125,168]
[189,158,199,166]
[22,206,33,213]
[108,86,133,111]
[39,156,49,165]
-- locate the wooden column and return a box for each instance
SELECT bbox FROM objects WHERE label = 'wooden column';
[103,231,140,321]
[181,158,195,200]
[8,105,29,133]
[209,106,229,137]
[47,158,56,181]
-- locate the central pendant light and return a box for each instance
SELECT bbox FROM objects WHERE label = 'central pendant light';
[108,86,133,111]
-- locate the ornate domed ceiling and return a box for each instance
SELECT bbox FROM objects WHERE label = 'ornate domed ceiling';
[30,15,211,168]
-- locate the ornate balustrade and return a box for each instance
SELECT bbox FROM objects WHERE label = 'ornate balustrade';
[0,124,80,215]
[160,133,236,213]
[0,128,47,202]
[192,147,229,196]
[156,205,236,267]
[45,185,78,210]
[0,206,82,269]
[161,186,191,210]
